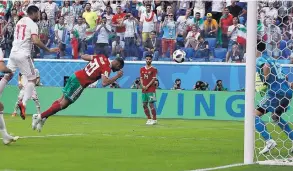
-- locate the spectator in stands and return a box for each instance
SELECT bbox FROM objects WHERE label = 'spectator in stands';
[161,5,175,22]
[61,0,75,30]
[194,12,204,33]
[111,0,127,14]
[112,5,126,40]
[44,0,59,29]
[282,14,293,39]
[9,8,19,26]
[83,3,98,29]
[193,1,205,18]
[227,0,243,18]
[176,8,194,39]
[195,36,209,60]
[161,13,176,58]
[13,1,22,15]
[143,31,160,60]
[122,12,139,57]
[265,17,281,58]
[211,0,225,21]
[225,43,244,63]
[90,0,106,14]
[39,12,50,47]
[112,36,125,58]
[103,6,114,25]
[3,22,13,58]
[203,13,218,38]
[227,17,243,51]
[72,16,88,55]
[185,25,200,49]
[54,16,68,58]
[171,78,184,90]
[219,7,233,48]
[95,16,111,55]
[156,1,165,23]
[177,0,192,16]
[140,4,157,43]
[21,0,30,15]
[72,0,84,22]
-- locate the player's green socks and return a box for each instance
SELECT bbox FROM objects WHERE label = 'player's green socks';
[277,117,293,140]
[255,116,271,141]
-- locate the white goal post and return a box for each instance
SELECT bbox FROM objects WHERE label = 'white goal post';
[245,0,293,166]
[244,0,257,165]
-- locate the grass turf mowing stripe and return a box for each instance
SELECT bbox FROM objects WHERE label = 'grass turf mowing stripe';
[188,163,248,171]
[0,133,85,139]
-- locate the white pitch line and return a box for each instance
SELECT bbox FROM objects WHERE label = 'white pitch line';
[188,163,248,171]
[0,133,85,140]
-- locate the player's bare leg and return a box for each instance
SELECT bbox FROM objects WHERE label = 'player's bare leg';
[32,95,71,132]
[149,102,157,125]
[0,102,19,145]
[143,102,152,125]
[18,79,37,120]
[0,73,13,97]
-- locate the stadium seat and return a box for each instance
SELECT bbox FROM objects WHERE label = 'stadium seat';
[205,38,217,51]
[213,48,227,62]
[279,40,287,50]
[86,45,95,55]
[65,46,72,56]
[183,48,195,59]
[125,57,138,61]
[209,58,224,62]
[158,58,171,61]
[282,48,291,58]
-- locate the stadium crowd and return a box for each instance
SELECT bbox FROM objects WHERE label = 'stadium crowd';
[0,0,292,63]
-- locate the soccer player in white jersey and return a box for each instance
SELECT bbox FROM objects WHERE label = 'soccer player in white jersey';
[0,6,58,120]
[12,69,41,117]
[0,50,19,145]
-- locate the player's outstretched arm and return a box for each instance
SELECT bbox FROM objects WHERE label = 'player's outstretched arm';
[0,62,12,73]
[101,70,123,87]
[31,35,59,53]
[81,54,93,61]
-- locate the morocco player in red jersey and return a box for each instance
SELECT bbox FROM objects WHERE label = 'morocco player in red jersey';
[140,54,158,125]
[31,54,124,132]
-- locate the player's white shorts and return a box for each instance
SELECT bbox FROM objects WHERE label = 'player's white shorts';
[7,51,36,80]
[18,88,38,100]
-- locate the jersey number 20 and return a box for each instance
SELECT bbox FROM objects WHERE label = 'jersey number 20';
[85,57,105,76]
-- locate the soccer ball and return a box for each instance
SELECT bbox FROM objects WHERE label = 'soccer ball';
[172,49,186,63]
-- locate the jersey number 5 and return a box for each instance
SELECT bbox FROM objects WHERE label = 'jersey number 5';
[16,25,27,40]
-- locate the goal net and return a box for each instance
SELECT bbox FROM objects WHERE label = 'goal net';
[245,0,293,166]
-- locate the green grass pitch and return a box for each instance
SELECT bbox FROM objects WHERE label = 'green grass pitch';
[0,115,292,171]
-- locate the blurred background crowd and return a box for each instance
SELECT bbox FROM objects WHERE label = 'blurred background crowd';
[0,0,292,63]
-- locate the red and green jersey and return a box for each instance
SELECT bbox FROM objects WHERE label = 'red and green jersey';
[75,55,111,87]
[140,66,157,93]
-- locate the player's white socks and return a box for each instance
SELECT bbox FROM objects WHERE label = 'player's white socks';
[0,112,10,138]
[0,78,8,97]
[13,101,19,113]
[22,82,35,106]
[33,99,41,114]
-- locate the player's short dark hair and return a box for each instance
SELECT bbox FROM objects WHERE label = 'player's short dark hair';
[85,3,91,6]
[27,5,39,15]
[145,54,153,59]
[257,41,266,52]
[196,12,200,15]
[151,31,156,34]
[115,57,124,68]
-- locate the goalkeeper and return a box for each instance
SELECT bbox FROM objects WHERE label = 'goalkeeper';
[255,42,293,155]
